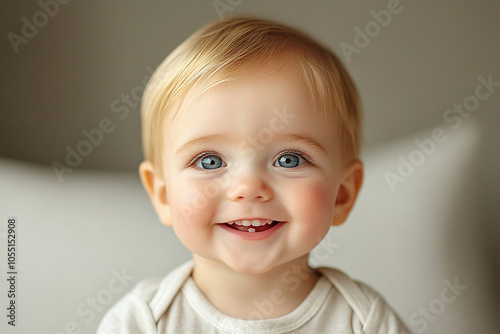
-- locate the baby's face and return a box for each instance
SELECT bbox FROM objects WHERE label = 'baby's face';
[158,69,350,274]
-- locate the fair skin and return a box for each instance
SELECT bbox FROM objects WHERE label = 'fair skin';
[139,67,363,319]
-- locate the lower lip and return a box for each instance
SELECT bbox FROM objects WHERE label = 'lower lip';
[218,222,285,241]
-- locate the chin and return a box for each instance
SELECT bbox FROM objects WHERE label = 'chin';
[225,259,277,275]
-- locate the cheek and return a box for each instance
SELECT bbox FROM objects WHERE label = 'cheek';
[168,178,218,232]
[290,180,336,223]
[166,182,210,251]
[283,179,338,253]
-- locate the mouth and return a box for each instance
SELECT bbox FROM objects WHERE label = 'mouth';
[220,219,281,233]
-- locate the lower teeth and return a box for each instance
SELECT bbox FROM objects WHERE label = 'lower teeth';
[248,228,256,233]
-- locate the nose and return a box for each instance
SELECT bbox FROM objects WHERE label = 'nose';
[226,173,273,202]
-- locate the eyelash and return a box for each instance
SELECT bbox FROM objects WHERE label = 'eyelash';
[186,149,314,168]
[186,150,221,168]
[276,149,313,166]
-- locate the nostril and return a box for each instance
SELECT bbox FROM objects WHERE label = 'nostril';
[227,182,273,201]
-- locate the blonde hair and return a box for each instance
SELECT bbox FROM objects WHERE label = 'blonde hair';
[141,17,361,171]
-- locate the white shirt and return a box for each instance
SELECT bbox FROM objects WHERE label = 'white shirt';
[97,261,410,333]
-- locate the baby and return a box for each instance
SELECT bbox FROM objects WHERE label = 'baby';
[97,17,410,333]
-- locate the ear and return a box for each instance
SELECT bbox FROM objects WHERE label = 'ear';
[138,160,172,226]
[332,159,364,226]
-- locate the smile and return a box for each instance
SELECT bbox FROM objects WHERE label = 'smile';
[222,219,280,233]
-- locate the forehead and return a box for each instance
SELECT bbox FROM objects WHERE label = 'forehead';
[162,68,339,155]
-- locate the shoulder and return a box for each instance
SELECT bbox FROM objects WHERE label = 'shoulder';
[316,267,411,334]
[95,277,162,334]
[96,261,194,334]
[316,267,381,305]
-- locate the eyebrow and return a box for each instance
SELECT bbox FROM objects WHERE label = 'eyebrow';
[279,133,327,153]
[176,134,230,155]
[175,133,327,155]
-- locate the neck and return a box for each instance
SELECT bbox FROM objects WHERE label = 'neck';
[191,254,319,320]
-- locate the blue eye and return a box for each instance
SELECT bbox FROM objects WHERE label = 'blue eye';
[196,155,226,170]
[274,153,305,168]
